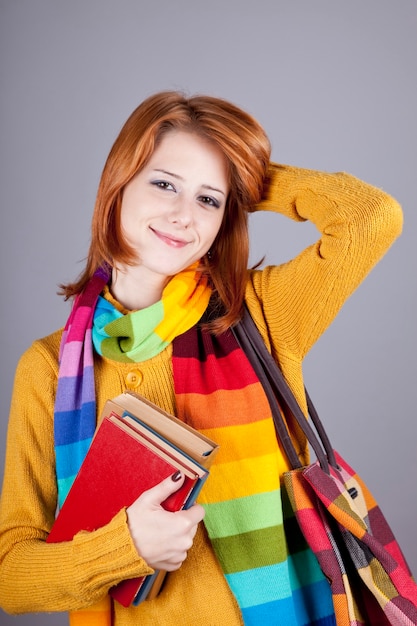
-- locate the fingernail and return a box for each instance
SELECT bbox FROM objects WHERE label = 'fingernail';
[172,470,182,482]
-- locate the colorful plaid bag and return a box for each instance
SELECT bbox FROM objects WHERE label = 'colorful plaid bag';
[233,309,417,625]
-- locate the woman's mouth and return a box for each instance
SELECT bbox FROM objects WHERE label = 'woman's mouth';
[150,227,189,248]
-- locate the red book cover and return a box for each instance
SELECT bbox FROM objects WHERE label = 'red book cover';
[47,415,201,605]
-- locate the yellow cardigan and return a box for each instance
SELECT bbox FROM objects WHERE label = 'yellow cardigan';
[0,164,403,625]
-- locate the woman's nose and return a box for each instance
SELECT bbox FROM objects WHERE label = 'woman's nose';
[168,196,193,226]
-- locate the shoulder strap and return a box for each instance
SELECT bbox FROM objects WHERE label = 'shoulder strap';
[232,307,338,473]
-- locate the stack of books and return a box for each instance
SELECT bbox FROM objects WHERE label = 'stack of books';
[47,391,219,606]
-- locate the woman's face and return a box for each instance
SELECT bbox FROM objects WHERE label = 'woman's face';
[120,130,229,283]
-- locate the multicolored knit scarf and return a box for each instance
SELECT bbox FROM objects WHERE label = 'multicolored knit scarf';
[54,266,336,625]
[173,325,335,625]
[54,262,210,506]
[54,263,211,626]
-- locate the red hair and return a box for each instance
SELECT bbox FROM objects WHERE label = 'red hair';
[61,91,271,333]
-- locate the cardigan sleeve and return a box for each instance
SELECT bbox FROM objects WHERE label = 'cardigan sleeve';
[0,338,153,614]
[246,163,403,362]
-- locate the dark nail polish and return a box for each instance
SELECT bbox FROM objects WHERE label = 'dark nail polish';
[172,470,182,482]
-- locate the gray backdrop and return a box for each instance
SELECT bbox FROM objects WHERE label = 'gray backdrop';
[1,1,416,624]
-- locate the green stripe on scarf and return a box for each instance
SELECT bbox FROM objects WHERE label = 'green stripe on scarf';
[92,263,211,363]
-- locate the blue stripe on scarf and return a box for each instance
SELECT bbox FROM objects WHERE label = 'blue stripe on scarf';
[57,475,80,508]
[240,579,335,625]
[291,579,336,624]
[226,561,298,607]
[54,403,96,445]
[241,583,336,625]
[288,549,331,588]
[55,438,93,478]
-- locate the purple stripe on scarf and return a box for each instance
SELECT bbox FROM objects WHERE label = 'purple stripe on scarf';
[54,366,95,412]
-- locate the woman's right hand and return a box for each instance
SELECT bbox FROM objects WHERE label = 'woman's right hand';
[126,472,205,571]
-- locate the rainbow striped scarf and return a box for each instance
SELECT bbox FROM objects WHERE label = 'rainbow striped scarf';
[54,266,336,625]
[53,263,211,626]
[173,324,336,625]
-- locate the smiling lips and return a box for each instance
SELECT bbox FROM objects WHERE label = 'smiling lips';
[151,227,190,248]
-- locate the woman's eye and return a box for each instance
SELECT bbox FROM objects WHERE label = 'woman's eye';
[152,180,176,191]
[199,195,220,209]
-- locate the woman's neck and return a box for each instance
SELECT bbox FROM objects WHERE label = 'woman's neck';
[110,266,169,311]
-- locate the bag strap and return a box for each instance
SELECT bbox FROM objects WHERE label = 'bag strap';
[233,307,338,473]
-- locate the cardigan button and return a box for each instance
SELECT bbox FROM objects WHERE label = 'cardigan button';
[125,369,143,389]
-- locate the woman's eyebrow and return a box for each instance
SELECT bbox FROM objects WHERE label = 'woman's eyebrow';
[153,168,182,180]
[153,169,226,196]
[202,184,226,197]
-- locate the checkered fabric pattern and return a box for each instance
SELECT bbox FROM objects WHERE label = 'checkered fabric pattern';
[284,451,417,625]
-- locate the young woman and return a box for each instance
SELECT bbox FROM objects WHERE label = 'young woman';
[0,91,403,625]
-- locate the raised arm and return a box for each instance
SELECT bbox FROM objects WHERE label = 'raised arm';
[246,163,403,360]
